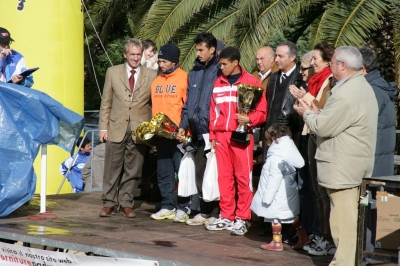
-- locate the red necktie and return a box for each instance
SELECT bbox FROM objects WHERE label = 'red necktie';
[129,69,136,92]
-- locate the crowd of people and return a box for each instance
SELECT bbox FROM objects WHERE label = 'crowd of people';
[95,32,397,266]
[2,24,397,265]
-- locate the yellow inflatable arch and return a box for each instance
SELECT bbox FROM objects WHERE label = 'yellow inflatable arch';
[2,0,84,194]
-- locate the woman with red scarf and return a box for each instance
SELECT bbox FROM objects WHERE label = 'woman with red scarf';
[290,41,337,256]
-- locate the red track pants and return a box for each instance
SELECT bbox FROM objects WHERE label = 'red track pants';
[214,131,253,221]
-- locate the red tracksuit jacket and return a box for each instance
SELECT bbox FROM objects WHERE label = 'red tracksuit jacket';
[209,68,267,139]
[208,67,267,221]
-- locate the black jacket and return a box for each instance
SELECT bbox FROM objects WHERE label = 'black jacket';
[179,54,221,140]
[265,64,306,133]
[365,70,398,176]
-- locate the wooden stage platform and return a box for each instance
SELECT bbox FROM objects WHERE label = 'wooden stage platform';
[0,192,394,266]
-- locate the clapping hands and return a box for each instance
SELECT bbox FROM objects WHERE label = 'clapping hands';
[289,85,307,99]
[293,98,319,116]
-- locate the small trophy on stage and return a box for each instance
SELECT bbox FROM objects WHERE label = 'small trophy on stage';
[135,121,156,149]
[136,112,196,151]
[231,84,264,143]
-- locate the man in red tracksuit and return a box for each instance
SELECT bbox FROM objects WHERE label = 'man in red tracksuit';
[207,47,267,236]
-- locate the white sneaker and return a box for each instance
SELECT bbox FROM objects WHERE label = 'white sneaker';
[308,237,330,256]
[204,217,216,226]
[303,235,320,251]
[186,213,210,225]
[206,216,234,231]
[230,218,248,236]
[150,208,176,220]
[173,209,189,223]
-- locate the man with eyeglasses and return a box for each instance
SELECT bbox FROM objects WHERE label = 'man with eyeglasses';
[0,27,33,87]
[359,47,397,265]
[295,46,378,265]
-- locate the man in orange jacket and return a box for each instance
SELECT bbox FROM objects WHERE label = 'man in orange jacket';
[149,43,190,223]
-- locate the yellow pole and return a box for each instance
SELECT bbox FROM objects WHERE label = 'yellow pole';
[2,0,84,194]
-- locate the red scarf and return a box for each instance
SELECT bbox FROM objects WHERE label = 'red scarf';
[307,67,332,97]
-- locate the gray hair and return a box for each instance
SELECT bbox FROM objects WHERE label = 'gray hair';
[301,51,313,64]
[334,46,363,71]
[277,41,298,58]
[359,47,378,72]
[123,38,143,54]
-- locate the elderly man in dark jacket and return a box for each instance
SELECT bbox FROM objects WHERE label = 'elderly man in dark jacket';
[264,41,314,241]
[359,47,397,264]
[178,32,221,226]
[359,48,397,176]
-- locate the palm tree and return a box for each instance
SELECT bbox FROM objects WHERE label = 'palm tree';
[137,0,240,71]
[83,0,400,110]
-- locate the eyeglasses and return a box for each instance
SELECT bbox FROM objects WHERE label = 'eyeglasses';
[300,66,313,72]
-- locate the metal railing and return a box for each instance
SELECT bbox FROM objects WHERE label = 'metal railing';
[56,130,102,194]
[39,130,103,213]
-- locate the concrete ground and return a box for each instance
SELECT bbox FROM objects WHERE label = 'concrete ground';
[0,192,397,266]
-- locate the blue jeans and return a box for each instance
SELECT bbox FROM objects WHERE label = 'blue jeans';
[156,138,190,212]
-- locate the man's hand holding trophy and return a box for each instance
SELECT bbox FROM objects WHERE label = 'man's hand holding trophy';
[230,84,264,143]
[136,112,196,151]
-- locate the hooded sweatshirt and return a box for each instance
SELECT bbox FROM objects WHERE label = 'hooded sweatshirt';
[59,151,91,192]
[251,136,304,221]
[365,70,397,177]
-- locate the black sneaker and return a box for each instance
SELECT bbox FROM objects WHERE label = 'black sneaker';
[283,233,298,245]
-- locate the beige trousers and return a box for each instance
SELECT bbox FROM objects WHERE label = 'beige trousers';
[326,186,360,266]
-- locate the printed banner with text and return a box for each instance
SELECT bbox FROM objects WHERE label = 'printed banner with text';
[0,242,158,266]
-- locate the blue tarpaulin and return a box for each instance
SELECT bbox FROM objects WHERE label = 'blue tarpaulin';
[0,82,84,217]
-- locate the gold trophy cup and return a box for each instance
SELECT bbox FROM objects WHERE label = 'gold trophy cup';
[135,121,156,149]
[136,112,195,151]
[231,84,264,143]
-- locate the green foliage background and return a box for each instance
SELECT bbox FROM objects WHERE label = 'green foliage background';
[83,0,400,111]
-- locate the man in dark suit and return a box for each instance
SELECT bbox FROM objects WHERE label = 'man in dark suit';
[98,38,157,218]
[265,41,305,142]
[263,41,306,167]
[264,41,314,244]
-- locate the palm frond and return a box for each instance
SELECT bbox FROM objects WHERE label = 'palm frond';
[84,0,114,27]
[171,2,240,71]
[388,0,400,80]
[311,0,388,47]
[233,0,318,71]
[139,0,217,47]
[100,1,128,42]
[84,0,128,45]
[309,13,324,48]
[126,0,155,38]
